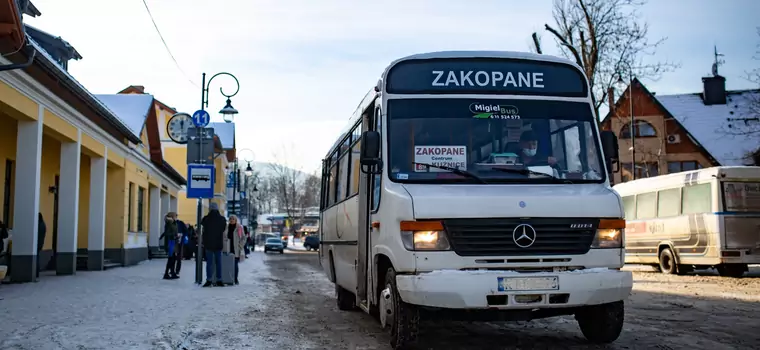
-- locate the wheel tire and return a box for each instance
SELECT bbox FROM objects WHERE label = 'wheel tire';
[575,301,625,344]
[717,264,746,278]
[336,284,356,311]
[658,248,678,275]
[279,250,284,254]
[384,268,420,350]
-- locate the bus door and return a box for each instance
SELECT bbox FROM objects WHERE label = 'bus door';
[357,104,380,305]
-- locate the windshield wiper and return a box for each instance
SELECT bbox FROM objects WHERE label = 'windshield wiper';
[412,162,488,184]
[486,166,574,184]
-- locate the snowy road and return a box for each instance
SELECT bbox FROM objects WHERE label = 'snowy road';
[1,251,760,349]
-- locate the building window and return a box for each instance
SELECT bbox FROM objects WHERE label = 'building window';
[667,161,702,174]
[621,162,659,182]
[128,182,134,231]
[137,187,145,232]
[619,120,657,139]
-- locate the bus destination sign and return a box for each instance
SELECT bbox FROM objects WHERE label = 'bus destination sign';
[385,58,587,97]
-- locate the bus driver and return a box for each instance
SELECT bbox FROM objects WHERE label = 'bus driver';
[517,130,557,167]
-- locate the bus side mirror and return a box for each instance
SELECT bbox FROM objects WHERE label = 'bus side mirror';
[600,131,619,173]
[360,131,382,174]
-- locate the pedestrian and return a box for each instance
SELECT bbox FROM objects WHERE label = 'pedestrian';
[226,215,246,285]
[201,202,227,287]
[160,212,179,280]
[174,218,188,276]
[37,213,46,279]
[243,225,251,258]
[185,225,196,260]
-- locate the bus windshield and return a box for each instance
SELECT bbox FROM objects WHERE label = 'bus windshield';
[387,98,605,184]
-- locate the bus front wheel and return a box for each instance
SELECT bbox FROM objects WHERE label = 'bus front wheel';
[384,268,419,350]
[575,301,625,344]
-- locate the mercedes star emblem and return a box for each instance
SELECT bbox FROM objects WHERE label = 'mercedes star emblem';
[512,224,537,248]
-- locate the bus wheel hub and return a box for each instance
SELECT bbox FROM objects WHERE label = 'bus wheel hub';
[379,286,394,328]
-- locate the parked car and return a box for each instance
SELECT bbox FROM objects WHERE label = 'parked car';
[264,238,284,254]
[303,235,320,251]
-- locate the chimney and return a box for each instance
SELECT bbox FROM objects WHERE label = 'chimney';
[607,87,615,109]
[702,75,726,105]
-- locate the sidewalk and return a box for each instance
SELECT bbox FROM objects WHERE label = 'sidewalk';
[0,254,278,349]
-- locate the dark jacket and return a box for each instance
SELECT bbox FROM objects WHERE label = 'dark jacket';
[160,218,178,251]
[177,220,188,244]
[201,210,227,251]
[37,213,46,252]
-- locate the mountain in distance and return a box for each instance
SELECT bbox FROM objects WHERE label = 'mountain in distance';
[246,161,314,180]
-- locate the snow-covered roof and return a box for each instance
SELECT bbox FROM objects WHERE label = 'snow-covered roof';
[25,37,141,143]
[655,90,760,166]
[209,122,234,149]
[94,94,155,138]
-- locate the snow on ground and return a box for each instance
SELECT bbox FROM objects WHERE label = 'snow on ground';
[0,255,283,350]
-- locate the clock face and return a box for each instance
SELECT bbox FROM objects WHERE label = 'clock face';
[167,113,192,144]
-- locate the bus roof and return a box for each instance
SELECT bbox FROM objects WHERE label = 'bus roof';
[612,166,760,195]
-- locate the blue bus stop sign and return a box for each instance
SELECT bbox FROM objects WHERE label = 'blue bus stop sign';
[192,110,211,128]
[187,164,215,199]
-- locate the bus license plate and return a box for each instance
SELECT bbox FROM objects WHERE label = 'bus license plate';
[497,276,559,292]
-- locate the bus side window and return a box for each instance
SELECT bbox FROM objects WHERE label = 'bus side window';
[371,107,382,211]
[622,195,636,220]
[635,192,657,219]
[682,183,712,214]
[657,188,681,218]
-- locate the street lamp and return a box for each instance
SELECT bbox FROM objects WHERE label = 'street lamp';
[220,98,238,123]
[195,71,240,285]
[245,161,253,176]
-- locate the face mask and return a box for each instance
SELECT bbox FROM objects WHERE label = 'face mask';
[522,148,537,157]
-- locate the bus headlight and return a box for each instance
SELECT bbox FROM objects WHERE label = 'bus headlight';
[591,229,623,248]
[399,221,451,251]
[401,230,451,251]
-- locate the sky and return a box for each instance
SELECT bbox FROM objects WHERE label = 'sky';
[23,0,760,173]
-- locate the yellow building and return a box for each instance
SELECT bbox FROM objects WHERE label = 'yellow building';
[118,86,236,228]
[0,3,185,283]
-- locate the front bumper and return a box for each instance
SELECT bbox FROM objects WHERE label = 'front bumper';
[395,268,632,309]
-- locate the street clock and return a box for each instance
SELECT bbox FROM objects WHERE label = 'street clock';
[166,112,193,144]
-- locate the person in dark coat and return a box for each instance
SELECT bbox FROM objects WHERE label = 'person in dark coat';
[184,225,195,260]
[160,212,179,279]
[37,213,46,279]
[243,225,251,257]
[174,219,188,275]
[201,202,227,287]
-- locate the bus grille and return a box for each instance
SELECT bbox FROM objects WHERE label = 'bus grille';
[443,218,598,256]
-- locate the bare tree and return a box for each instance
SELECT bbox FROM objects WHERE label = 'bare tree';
[543,0,678,117]
[269,147,304,235]
[298,172,321,211]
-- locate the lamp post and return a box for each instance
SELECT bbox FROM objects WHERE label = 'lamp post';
[195,72,240,285]
[617,63,635,181]
[235,148,255,219]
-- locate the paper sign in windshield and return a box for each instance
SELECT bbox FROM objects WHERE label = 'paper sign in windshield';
[414,146,467,172]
